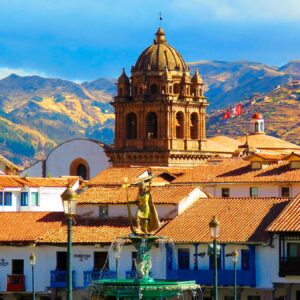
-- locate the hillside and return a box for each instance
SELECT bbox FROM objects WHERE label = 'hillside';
[207,81,300,145]
[0,74,115,164]
[190,60,300,109]
[1,60,300,166]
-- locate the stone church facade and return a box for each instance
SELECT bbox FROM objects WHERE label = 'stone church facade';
[109,28,231,167]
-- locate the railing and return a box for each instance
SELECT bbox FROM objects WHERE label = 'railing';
[50,270,76,288]
[126,270,137,279]
[83,270,117,287]
[280,257,300,276]
[7,274,25,292]
[167,269,255,287]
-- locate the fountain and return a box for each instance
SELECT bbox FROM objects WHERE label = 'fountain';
[90,177,200,299]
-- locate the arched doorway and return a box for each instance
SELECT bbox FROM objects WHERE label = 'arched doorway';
[190,112,199,139]
[146,112,158,139]
[176,112,184,139]
[70,158,90,180]
[126,113,138,140]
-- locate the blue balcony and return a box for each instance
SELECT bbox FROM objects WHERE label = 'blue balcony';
[83,270,117,287]
[167,269,255,287]
[50,270,76,288]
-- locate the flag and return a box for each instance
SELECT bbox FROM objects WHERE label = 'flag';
[223,109,231,119]
[231,103,242,117]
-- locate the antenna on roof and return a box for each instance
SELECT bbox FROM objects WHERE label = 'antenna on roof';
[159,11,163,27]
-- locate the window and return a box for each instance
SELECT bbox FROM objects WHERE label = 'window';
[250,187,258,197]
[0,192,3,205]
[221,188,230,198]
[77,164,87,180]
[12,259,24,274]
[281,187,290,197]
[31,192,39,206]
[173,83,180,94]
[56,252,67,271]
[290,161,300,169]
[94,252,109,271]
[254,122,259,132]
[178,249,190,270]
[251,161,262,170]
[126,112,137,140]
[146,112,158,139]
[190,113,199,140]
[175,112,184,139]
[287,243,300,258]
[150,84,158,95]
[241,249,250,270]
[4,192,12,206]
[20,192,28,206]
[99,205,109,219]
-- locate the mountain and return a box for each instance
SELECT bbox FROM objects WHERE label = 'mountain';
[1,60,300,165]
[0,74,115,164]
[190,60,300,110]
[206,80,300,144]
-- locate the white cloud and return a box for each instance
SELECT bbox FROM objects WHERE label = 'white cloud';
[170,0,300,22]
[0,67,47,79]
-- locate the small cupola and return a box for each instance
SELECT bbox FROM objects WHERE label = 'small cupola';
[117,68,130,98]
[191,68,203,98]
[251,113,264,134]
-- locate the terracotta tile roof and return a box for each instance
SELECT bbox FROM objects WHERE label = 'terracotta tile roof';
[88,167,189,186]
[174,157,300,184]
[0,176,24,188]
[207,136,240,152]
[158,197,290,243]
[0,176,80,188]
[0,155,22,171]
[77,184,201,205]
[236,134,300,151]
[267,195,300,232]
[0,212,63,243]
[39,217,132,244]
[244,153,285,161]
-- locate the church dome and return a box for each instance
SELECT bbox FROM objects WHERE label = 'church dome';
[134,27,188,72]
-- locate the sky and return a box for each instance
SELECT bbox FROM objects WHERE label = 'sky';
[0,0,300,81]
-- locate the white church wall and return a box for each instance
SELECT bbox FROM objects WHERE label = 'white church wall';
[46,139,110,179]
[21,161,43,177]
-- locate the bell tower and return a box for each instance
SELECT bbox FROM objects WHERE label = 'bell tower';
[109,28,210,167]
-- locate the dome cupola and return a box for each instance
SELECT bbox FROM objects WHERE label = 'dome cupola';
[251,112,264,134]
[133,27,188,72]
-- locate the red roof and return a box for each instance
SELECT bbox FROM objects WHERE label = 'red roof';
[158,197,290,243]
[252,112,263,120]
[77,184,202,205]
[268,195,300,232]
[173,157,300,184]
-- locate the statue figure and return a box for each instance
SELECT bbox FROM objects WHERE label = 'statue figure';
[123,177,160,235]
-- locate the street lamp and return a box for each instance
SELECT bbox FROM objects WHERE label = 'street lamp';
[61,186,77,300]
[209,216,220,300]
[232,249,238,300]
[29,252,36,300]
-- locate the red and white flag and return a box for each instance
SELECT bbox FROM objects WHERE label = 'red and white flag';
[223,103,242,120]
[223,109,231,119]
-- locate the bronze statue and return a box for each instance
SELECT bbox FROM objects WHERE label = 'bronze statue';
[123,177,160,235]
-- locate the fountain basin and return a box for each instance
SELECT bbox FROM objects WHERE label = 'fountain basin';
[91,278,200,298]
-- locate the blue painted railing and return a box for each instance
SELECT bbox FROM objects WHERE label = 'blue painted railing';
[50,270,76,288]
[167,269,255,287]
[83,271,117,287]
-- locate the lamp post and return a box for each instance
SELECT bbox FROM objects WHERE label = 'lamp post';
[29,252,36,300]
[209,216,220,300]
[232,249,238,300]
[61,186,77,300]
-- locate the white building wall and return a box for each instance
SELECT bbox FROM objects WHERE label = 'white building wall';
[21,161,43,177]
[46,139,110,179]
[77,204,178,219]
[203,183,300,198]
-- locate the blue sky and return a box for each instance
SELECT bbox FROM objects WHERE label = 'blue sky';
[0,0,300,81]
